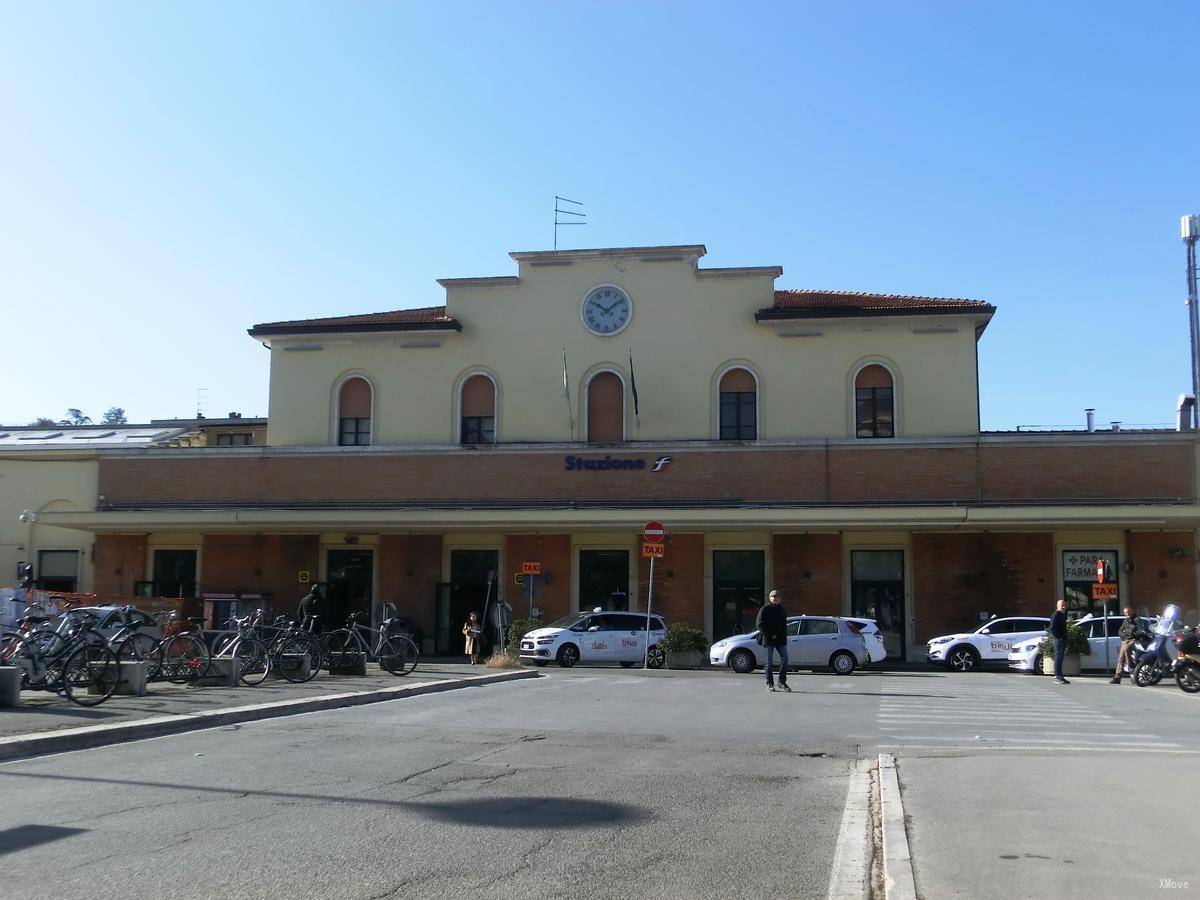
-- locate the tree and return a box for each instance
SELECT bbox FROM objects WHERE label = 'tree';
[31,417,57,426]
[101,407,128,425]
[58,409,92,426]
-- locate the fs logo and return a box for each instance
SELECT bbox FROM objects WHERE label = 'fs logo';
[651,456,673,473]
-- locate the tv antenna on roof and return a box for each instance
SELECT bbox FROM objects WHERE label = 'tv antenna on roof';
[196,387,208,419]
[554,196,586,250]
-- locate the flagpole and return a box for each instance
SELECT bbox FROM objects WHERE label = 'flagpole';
[562,347,575,435]
[628,346,641,432]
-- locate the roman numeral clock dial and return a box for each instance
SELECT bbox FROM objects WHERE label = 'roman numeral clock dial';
[580,285,633,337]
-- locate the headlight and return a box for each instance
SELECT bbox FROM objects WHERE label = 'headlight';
[536,638,554,645]
[715,640,729,648]
[929,637,952,646]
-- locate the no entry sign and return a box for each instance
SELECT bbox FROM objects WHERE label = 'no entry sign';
[643,521,666,543]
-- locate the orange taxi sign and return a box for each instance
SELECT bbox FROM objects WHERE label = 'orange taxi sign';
[521,561,542,575]
[1092,583,1118,600]
[641,542,665,559]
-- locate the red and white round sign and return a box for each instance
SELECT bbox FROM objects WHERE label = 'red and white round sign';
[1096,560,1105,583]
[643,521,666,543]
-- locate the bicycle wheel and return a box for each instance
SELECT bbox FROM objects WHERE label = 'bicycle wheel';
[323,630,358,668]
[117,633,163,681]
[275,635,321,684]
[62,643,120,707]
[235,638,270,686]
[379,636,419,676]
[161,634,211,684]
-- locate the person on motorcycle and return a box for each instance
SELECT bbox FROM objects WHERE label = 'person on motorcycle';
[1111,605,1141,684]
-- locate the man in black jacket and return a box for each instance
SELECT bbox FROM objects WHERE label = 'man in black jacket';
[1050,599,1069,684]
[756,590,791,693]
[1111,606,1141,684]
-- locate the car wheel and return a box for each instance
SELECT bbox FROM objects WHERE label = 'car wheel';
[1031,654,1043,675]
[729,649,756,674]
[946,646,979,672]
[830,650,856,676]
[556,644,579,668]
[619,661,636,668]
[646,646,665,669]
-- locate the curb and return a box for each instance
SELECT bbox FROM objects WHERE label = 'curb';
[878,753,917,900]
[0,669,538,763]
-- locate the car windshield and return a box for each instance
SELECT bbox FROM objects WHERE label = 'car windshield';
[544,612,591,630]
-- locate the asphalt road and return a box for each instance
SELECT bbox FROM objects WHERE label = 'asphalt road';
[2,665,1198,899]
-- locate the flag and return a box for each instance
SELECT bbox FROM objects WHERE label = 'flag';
[628,346,641,426]
[562,347,575,431]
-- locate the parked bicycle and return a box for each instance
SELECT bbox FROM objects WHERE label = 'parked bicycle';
[212,615,271,686]
[104,606,166,680]
[254,612,323,683]
[2,608,120,706]
[324,610,419,676]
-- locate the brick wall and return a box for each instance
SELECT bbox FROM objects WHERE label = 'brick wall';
[1129,532,1198,617]
[503,534,571,623]
[913,532,1055,641]
[636,533,705,629]
[200,534,319,615]
[93,534,148,596]
[772,534,843,615]
[377,534,443,640]
[97,438,1195,508]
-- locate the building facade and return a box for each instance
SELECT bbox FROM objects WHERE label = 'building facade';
[31,245,1200,660]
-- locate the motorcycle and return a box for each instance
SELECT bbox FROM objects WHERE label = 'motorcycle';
[1133,604,1181,687]
[1172,626,1200,694]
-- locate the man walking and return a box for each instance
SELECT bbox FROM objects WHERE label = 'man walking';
[1050,598,1069,685]
[1111,605,1141,684]
[756,590,791,693]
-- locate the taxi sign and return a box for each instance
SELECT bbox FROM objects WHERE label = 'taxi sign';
[521,561,542,575]
[642,542,665,559]
[643,521,666,543]
[1092,583,1118,600]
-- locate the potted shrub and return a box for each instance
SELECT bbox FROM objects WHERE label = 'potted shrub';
[659,622,707,670]
[1038,623,1090,676]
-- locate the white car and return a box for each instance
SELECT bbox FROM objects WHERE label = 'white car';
[844,617,888,664]
[519,609,666,668]
[926,615,1051,671]
[709,615,869,676]
[1008,614,1156,674]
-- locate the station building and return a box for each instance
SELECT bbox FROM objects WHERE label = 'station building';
[25,244,1200,661]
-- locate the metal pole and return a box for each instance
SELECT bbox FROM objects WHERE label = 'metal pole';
[1187,235,1200,428]
[1104,599,1111,676]
[643,555,655,670]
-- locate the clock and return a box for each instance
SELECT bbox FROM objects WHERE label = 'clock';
[580,284,633,336]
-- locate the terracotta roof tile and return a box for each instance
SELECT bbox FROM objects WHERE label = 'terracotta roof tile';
[758,290,995,322]
[249,306,461,336]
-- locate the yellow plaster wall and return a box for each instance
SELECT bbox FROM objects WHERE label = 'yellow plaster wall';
[0,457,98,592]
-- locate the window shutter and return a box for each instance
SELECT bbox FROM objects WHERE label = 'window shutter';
[719,368,756,392]
[587,372,624,442]
[856,365,892,389]
[461,375,495,418]
[339,378,372,418]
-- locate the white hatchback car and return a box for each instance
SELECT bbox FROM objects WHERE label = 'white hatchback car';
[1007,614,1156,674]
[926,615,1051,671]
[519,609,667,668]
[709,615,869,676]
[844,618,888,664]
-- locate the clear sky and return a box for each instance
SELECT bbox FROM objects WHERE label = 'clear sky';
[1,2,1195,430]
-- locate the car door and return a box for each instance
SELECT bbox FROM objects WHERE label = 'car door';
[614,613,647,662]
[784,619,802,668]
[1086,617,1120,671]
[977,619,1015,660]
[800,618,839,666]
[580,614,616,663]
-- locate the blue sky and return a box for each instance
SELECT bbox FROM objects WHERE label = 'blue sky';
[1,2,1195,430]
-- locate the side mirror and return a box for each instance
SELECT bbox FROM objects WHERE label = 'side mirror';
[980,628,991,635]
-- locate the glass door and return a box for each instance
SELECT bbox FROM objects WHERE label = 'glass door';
[850,550,905,659]
[579,550,630,612]
[153,549,197,598]
[326,549,373,630]
[446,550,499,655]
[712,550,765,639]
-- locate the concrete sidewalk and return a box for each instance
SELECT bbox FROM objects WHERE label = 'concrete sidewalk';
[0,663,536,761]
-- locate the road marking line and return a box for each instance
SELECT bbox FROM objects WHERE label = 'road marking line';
[826,758,873,900]
[885,744,1200,755]
[877,734,1180,747]
[878,753,917,900]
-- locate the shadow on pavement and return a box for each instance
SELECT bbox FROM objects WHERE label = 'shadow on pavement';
[0,772,648,830]
[407,796,648,829]
[0,824,89,856]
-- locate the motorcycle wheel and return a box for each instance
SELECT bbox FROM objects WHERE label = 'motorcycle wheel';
[1132,661,1158,687]
[1176,665,1200,694]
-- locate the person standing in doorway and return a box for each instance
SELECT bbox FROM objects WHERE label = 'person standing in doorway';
[756,590,791,693]
[1111,606,1141,684]
[1050,599,1070,684]
[462,611,483,665]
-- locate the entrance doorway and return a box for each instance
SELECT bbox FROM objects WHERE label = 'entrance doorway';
[436,550,499,655]
[326,549,373,628]
[579,550,630,611]
[850,550,905,659]
[712,550,765,639]
[152,549,197,597]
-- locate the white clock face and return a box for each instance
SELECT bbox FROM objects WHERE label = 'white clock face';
[580,285,632,336]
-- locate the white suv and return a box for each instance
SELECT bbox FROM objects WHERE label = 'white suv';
[925,616,1051,671]
[519,609,667,668]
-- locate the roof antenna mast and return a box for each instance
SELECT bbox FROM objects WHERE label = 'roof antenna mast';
[554,196,586,250]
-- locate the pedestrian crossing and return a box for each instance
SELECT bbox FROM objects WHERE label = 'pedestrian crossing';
[874,677,1195,754]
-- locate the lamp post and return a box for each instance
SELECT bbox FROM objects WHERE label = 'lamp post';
[1182,215,1200,428]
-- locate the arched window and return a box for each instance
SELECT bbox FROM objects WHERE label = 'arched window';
[855,365,894,438]
[337,377,372,446]
[460,375,496,444]
[719,368,757,441]
[586,371,624,442]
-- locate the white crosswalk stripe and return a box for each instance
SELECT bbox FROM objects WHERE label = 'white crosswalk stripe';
[875,676,1191,754]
